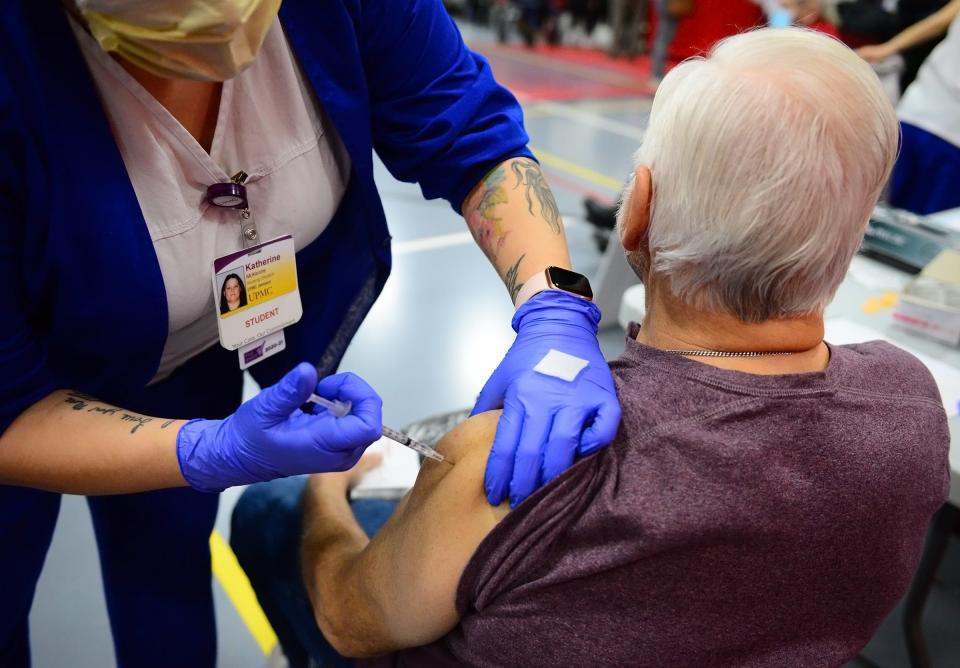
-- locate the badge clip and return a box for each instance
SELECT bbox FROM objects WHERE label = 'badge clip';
[206,170,259,249]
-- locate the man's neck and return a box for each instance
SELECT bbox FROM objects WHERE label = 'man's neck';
[636,283,830,374]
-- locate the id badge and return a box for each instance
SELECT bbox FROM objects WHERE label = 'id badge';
[212,235,303,353]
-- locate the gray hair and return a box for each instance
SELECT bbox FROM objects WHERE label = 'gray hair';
[628,28,898,323]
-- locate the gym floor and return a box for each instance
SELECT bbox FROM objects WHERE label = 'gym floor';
[26,19,960,668]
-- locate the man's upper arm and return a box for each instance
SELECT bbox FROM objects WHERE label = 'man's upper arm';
[343,411,508,655]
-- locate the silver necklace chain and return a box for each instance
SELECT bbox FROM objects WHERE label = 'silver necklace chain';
[665,349,796,358]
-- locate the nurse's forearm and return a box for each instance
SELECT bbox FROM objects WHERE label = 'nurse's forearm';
[462,157,572,303]
[886,0,959,54]
[0,390,187,495]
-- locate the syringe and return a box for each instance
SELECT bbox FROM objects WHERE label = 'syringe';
[308,394,448,464]
[380,425,448,464]
[308,394,353,418]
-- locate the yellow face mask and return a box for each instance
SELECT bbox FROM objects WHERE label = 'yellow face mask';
[77,0,282,81]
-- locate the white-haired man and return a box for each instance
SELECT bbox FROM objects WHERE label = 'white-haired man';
[231,28,949,668]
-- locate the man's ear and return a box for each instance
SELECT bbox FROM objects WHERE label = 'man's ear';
[620,165,652,252]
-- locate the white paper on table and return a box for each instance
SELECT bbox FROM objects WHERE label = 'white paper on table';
[825,318,960,417]
[847,255,913,291]
[350,436,422,500]
[924,207,960,234]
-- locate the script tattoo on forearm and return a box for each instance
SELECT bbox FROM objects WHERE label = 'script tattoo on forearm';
[505,254,525,304]
[89,406,122,416]
[64,396,89,411]
[64,391,101,411]
[63,391,160,435]
[120,414,153,434]
[510,158,562,235]
[466,166,510,262]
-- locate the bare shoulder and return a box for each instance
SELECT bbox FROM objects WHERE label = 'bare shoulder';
[416,409,501,483]
[405,410,508,518]
[437,410,501,466]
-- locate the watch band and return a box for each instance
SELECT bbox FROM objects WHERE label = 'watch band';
[513,270,550,309]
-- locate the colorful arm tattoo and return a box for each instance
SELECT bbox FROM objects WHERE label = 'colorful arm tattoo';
[466,166,510,263]
[510,158,562,234]
[464,159,564,297]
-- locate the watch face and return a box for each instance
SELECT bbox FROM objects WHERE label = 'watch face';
[548,266,593,300]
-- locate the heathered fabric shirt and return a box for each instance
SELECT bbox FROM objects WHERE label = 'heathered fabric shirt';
[364,330,950,668]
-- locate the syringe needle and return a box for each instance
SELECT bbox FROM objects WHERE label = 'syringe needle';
[306,395,450,465]
[381,426,450,464]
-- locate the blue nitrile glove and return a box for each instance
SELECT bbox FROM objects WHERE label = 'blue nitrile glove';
[474,291,622,507]
[176,363,382,492]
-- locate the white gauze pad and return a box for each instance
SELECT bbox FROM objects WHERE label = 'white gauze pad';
[533,349,589,382]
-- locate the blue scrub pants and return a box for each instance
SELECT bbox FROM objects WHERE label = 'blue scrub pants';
[231,477,399,668]
[0,343,243,668]
[890,122,960,216]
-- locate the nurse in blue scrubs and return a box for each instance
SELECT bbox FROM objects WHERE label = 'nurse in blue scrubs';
[858,0,960,215]
[0,1,622,665]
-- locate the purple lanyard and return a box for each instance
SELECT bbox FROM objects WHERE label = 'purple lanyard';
[206,170,259,248]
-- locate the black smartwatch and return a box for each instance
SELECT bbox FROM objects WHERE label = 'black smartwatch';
[513,266,593,308]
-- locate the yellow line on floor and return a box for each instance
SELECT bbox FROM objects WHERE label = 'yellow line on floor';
[530,146,625,192]
[209,530,278,656]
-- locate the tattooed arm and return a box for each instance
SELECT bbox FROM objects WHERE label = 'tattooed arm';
[0,390,186,494]
[462,157,572,303]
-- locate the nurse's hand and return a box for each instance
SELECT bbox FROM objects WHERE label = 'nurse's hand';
[473,291,622,507]
[176,363,382,492]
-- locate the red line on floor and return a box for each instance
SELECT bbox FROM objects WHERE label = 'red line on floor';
[472,41,657,102]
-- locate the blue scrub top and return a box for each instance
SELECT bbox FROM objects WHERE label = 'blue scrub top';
[0,0,533,432]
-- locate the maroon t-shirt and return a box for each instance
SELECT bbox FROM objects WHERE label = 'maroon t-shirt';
[364,336,950,667]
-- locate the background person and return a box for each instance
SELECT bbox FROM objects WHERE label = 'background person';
[895,0,952,91]
[232,27,949,668]
[858,0,960,214]
[780,0,840,35]
[0,0,621,665]
[609,0,649,58]
[583,0,689,229]
[650,0,683,82]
